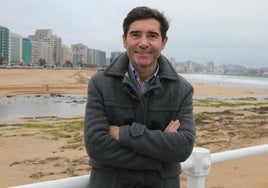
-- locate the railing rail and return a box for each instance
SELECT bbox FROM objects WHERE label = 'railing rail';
[211,144,268,164]
[10,144,268,188]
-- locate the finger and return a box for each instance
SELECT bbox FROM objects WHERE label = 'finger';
[165,120,175,132]
[165,120,180,132]
[170,121,180,132]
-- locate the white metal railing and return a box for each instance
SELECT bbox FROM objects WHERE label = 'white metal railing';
[9,144,268,188]
[9,175,90,188]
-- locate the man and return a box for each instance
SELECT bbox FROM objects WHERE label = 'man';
[84,6,195,188]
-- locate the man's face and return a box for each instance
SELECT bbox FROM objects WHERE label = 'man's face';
[122,18,168,69]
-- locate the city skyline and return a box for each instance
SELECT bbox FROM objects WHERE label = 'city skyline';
[1,0,268,68]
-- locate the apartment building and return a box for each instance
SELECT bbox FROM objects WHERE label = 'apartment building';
[22,38,32,65]
[71,43,88,65]
[61,44,73,65]
[88,48,106,66]
[29,29,62,66]
[31,40,52,66]
[10,32,23,64]
[0,25,10,64]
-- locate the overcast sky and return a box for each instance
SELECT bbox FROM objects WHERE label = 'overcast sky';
[1,0,268,68]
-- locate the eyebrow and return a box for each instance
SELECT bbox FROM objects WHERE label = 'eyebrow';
[128,30,160,36]
[148,31,160,36]
[129,30,140,35]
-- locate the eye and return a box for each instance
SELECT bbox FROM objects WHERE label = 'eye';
[148,33,159,39]
[129,31,140,38]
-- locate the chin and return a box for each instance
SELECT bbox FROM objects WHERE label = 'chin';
[135,57,152,64]
[136,60,152,66]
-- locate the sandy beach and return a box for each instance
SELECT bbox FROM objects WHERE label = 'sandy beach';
[0,68,267,188]
[1,69,267,98]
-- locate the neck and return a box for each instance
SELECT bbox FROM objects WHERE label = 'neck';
[134,64,157,83]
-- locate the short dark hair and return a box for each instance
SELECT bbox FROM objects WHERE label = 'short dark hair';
[123,6,169,40]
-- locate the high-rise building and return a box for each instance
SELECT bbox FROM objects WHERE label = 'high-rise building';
[51,35,62,65]
[10,32,23,64]
[31,40,52,66]
[88,48,106,66]
[71,43,88,65]
[0,25,10,64]
[61,45,73,65]
[29,29,62,66]
[35,29,52,42]
[22,38,32,65]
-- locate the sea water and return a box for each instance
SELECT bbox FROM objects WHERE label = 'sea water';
[180,74,268,90]
[0,94,87,122]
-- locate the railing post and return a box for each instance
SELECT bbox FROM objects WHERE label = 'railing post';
[183,147,211,188]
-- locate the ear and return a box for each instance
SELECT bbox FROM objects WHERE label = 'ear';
[122,35,127,49]
[161,37,168,50]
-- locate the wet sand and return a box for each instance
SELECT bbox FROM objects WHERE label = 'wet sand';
[0,68,267,188]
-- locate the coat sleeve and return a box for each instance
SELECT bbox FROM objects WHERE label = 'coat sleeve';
[84,72,162,171]
[119,79,196,163]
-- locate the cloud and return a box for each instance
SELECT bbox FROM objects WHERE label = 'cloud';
[1,0,268,67]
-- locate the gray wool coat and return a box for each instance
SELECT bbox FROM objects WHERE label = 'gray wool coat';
[84,53,196,188]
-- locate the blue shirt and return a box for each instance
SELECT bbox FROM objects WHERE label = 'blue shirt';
[129,62,159,93]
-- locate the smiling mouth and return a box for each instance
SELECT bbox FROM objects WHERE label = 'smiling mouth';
[136,51,151,55]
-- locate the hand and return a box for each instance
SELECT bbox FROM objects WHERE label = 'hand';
[165,120,180,132]
[108,125,120,140]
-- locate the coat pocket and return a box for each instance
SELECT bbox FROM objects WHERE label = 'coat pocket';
[105,101,135,126]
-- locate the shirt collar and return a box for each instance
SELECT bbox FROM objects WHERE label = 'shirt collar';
[128,62,159,92]
[128,62,159,82]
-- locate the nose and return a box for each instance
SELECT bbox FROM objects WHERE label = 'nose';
[138,35,149,48]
